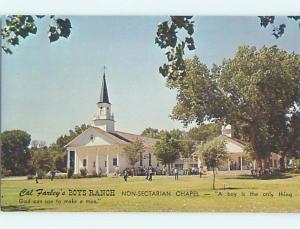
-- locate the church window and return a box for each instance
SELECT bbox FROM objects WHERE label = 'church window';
[93,161,96,168]
[105,161,107,167]
[113,158,117,166]
[83,159,87,167]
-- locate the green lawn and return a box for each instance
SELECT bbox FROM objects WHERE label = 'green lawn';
[1,173,300,212]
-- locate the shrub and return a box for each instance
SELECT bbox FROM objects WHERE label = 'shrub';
[37,170,45,179]
[80,168,87,177]
[27,174,34,180]
[71,174,82,179]
[55,174,68,179]
[67,168,74,178]
[1,168,12,177]
[92,170,98,177]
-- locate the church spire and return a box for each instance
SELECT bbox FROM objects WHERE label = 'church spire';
[93,69,115,132]
[99,72,110,104]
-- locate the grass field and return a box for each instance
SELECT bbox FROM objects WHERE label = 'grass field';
[1,173,300,212]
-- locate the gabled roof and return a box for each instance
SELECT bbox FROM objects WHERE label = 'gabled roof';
[65,127,158,148]
[99,73,110,104]
[111,131,159,147]
[219,135,247,148]
[65,126,129,147]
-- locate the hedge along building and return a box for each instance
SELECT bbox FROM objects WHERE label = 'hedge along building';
[65,73,159,175]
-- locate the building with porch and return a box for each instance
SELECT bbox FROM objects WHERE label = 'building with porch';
[211,125,281,171]
[66,73,160,175]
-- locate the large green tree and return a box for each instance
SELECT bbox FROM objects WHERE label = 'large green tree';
[1,130,31,176]
[154,132,180,172]
[165,46,300,167]
[30,147,54,177]
[123,139,145,170]
[141,128,160,139]
[197,137,227,190]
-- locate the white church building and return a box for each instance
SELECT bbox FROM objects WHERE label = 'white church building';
[65,73,160,175]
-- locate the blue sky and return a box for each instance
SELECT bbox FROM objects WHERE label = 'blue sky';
[2,16,299,144]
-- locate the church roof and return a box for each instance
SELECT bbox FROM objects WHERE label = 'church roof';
[111,131,159,147]
[99,73,110,104]
[65,127,158,148]
[219,135,247,147]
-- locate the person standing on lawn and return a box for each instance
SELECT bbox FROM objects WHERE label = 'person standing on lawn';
[50,169,56,181]
[145,168,149,181]
[174,168,179,180]
[35,172,39,184]
[124,169,129,182]
[148,167,153,181]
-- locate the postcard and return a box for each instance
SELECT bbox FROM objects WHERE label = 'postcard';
[1,15,299,212]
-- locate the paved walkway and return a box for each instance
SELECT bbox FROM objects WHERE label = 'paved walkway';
[1,176,27,181]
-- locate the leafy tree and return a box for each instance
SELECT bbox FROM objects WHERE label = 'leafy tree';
[141,125,221,158]
[1,15,72,54]
[258,16,300,38]
[155,16,195,80]
[154,132,180,172]
[156,16,299,79]
[275,112,300,169]
[123,139,145,169]
[165,46,300,167]
[50,124,90,171]
[30,147,53,177]
[141,128,160,139]
[48,144,65,172]
[186,123,222,142]
[1,130,31,176]
[197,138,227,189]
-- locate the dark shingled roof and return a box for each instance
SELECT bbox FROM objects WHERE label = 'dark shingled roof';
[99,73,110,104]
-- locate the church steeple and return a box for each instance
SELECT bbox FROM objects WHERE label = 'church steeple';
[92,70,115,132]
[99,73,110,104]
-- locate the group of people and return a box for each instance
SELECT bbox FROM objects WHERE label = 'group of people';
[145,167,153,181]
[35,168,56,184]
[122,167,154,182]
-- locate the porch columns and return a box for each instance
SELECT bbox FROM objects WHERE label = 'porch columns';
[96,152,99,175]
[117,152,120,167]
[227,159,230,171]
[67,151,70,170]
[253,160,256,170]
[240,156,243,171]
[106,151,109,174]
[74,152,78,174]
[86,155,89,173]
[198,158,201,168]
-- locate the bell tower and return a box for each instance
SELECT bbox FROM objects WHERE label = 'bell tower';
[92,71,115,132]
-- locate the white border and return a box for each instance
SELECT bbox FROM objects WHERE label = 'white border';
[0,0,299,15]
[1,0,300,228]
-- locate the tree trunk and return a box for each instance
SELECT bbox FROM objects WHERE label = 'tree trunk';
[212,167,216,190]
[279,152,286,172]
[249,123,262,168]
